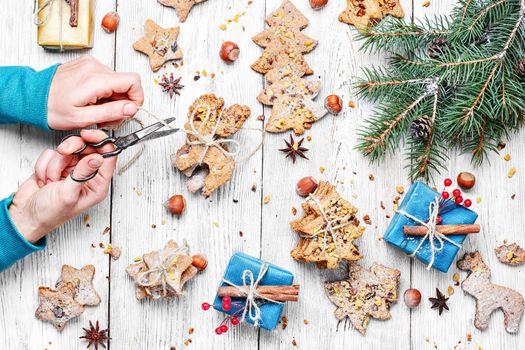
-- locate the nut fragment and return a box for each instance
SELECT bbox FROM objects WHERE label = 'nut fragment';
[164,194,186,216]
[403,288,421,308]
[324,94,342,114]
[309,0,328,10]
[457,172,476,190]
[219,41,240,63]
[191,255,207,271]
[101,11,120,33]
[296,176,318,197]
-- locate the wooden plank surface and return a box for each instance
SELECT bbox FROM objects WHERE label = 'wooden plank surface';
[0,1,523,349]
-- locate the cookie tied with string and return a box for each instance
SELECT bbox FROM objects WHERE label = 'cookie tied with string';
[172,94,251,198]
[290,181,365,269]
[126,240,199,300]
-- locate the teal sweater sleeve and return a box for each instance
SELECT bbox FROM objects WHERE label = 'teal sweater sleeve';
[0,64,59,130]
[0,195,46,272]
[0,65,56,271]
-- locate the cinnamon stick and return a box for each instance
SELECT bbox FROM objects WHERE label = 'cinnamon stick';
[218,285,300,302]
[69,0,79,27]
[403,224,480,236]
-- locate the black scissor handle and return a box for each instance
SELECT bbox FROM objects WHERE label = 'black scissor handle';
[60,134,88,155]
[87,137,117,148]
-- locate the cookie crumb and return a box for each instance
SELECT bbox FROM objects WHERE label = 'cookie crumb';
[396,185,404,194]
[504,154,511,161]
[368,174,375,181]
[363,214,372,225]
[303,319,309,325]
[348,101,356,108]
[263,195,271,204]
[422,1,431,7]
[319,166,326,173]
[447,285,454,296]
[281,316,288,330]
[508,167,517,178]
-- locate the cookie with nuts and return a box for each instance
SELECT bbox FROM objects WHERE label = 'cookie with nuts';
[325,262,400,335]
[158,0,207,22]
[55,264,101,306]
[290,181,365,269]
[251,45,314,76]
[35,283,85,332]
[339,0,404,32]
[495,243,525,266]
[133,19,183,72]
[171,94,251,198]
[266,0,310,29]
[126,240,199,300]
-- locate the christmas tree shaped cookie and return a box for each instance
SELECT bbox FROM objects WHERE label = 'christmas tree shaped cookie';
[290,181,365,269]
[325,262,400,334]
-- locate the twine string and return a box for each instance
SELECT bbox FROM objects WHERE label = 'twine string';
[34,0,64,51]
[135,242,190,299]
[397,197,462,270]
[222,263,282,327]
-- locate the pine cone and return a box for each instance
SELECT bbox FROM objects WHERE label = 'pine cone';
[518,56,525,76]
[410,115,433,139]
[427,38,448,59]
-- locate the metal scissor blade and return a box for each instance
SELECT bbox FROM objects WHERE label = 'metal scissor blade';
[138,128,180,143]
[117,117,176,149]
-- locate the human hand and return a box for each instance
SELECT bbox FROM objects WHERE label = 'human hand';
[8,130,116,243]
[47,56,144,130]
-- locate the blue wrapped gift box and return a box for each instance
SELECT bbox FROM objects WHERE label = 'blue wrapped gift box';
[213,252,294,331]
[384,181,478,273]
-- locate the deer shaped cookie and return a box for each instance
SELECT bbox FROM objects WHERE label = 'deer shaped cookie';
[457,251,524,334]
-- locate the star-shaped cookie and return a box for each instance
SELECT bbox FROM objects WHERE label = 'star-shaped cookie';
[290,181,365,269]
[325,262,400,334]
[35,283,84,332]
[133,19,183,72]
[158,0,207,22]
[55,264,101,306]
[339,0,404,32]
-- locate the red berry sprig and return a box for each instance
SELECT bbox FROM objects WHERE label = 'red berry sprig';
[441,178,472,208]
[202,297,243,335]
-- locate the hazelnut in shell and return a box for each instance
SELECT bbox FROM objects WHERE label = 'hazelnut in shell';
[296,176,318,197]
[101,11,120,33]
[220,41,240,63]
[164,194,186,216]
[192,255,208,271]
[404,288,422,308]
[457,172,476,190]
[324,95,342,115]
[309,0,328,10]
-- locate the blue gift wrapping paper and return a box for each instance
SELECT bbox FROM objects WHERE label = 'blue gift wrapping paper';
[383,181,478,273]
[213,252,294,331]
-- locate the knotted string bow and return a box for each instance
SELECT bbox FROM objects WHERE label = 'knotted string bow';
[305,194,354,254]
[222,263,282,327]
[135,242,190,299]
[34,0,64,51]
[397,197,462,270]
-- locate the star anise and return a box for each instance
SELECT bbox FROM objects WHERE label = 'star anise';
[158,73,184,99]
[279,135,309,163]
[80,320,111,350]
[429,288,449,315]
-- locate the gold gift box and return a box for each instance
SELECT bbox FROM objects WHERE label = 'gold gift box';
[37,0,94,50]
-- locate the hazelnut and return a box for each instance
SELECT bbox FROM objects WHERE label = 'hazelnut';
[309,0,328,10]
[296,176,318,197]
[324,94,343,114]
[219,41,240,63]
[164,194,186,216]
[191,255,208,271]
[457,172,476,190]
[101,11,120,33]
[403,288,421,308]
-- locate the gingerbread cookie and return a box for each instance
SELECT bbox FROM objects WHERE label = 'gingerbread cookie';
[290,181,365,269]
[251,45,314,76]
[339,0,404,32]
[252,24,317,54]
[266,0,309,29]
[495,243,525,266]
[55,265,101,306]
[171,94,251,198]
[325,262,400,334]
[126,240,199,300]
[133,19,183,72]
[158,0,207,22]
[457,251,524,334]
[259,62,326,135]
[35,283,84,332]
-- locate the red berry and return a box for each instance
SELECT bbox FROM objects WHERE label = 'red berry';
[441,191,450,199]
[220,325,228,333]
[201,302,210,310]
[455,196,463,204]
[452,189,461,197]
[444,178,452,187]
[231,317,239,325]
[463,199,472,207]
[222,303,231,311]
[436,216,442,224]
[222,296,231,304]
[215,327,222,335]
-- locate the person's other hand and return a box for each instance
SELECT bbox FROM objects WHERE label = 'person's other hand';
[47,56,144,130]
[8,130,116,243]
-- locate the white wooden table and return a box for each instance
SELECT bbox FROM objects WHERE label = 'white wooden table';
[1,1,524,349]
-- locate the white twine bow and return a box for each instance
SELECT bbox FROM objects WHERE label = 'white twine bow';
[222,263,282,327]
[34,0,64,51]
[135,242,190,299]
[397,197,462,270]
[305,194,354,254]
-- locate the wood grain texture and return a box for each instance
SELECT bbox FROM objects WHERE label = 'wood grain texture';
[0,0,523,349]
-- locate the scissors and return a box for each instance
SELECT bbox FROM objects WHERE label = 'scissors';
[61,118,179,182]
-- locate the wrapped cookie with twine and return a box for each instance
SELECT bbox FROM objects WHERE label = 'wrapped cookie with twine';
[290,181,365,269]
[35,0,94,50]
